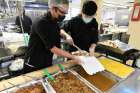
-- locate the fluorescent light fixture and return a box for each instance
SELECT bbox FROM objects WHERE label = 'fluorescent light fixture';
[103,3,127,8]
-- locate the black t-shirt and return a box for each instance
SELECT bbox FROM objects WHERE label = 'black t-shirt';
[62,15,98,52]
[25,12,60,69]
[15,15,32,34]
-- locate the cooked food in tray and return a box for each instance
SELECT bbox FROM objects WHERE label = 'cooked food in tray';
[99,40,119,48]
[11,83,46,93]
[72,51,89,56]
[99,58,135,79]
[73,66,117,92]
[48,72,96,93]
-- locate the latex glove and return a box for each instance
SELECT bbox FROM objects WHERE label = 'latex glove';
[89,51,95,56]
[89,47,95,56]
[65,36,74,45]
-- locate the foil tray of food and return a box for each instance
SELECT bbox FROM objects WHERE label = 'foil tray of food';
[71,66,119,92]
[0,79,48,93]
[45,70,100,93]
[71,51,89,56]
[99,58,135,79]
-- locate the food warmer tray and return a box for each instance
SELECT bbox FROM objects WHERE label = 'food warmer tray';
[45,69,102,93]
[0,79,48,93]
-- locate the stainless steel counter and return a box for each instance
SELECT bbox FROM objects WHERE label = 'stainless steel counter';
[0,58,139,93]
[108,69,140,93]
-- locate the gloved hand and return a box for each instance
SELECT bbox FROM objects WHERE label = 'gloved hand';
[89,51,95,56]
[89,47,95,56]
[65,36,74,45]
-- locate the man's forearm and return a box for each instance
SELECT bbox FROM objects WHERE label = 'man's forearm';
[50,46,75,59]
[89,44,96,56]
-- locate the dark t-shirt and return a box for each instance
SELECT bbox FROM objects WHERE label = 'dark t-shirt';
[62,15,98,52]
[15,15,32,34]
[25,12,60,70]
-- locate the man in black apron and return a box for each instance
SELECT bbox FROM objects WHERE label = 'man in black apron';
[24,0,81,73]
[62,1,99,56]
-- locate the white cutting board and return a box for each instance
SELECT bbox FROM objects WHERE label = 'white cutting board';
[79,56,105,75]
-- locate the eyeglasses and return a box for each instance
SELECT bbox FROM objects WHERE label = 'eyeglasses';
[55,7,67,15]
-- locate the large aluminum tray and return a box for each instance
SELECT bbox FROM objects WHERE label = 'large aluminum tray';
[70,66,123,93]
[45,70,101,93]
[0,79,48,93]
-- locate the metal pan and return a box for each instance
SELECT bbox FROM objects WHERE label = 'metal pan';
[70,65,123,92]
[1,79,49,93]
[45,70,101,93]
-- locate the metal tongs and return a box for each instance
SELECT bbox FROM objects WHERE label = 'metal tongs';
[63,39,83,51]
[72,43,88,54]
[72,43,83,51]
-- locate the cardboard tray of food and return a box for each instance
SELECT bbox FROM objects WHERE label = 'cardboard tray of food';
[45,70,101,93]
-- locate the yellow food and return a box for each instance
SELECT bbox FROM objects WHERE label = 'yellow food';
[99,58,135,78]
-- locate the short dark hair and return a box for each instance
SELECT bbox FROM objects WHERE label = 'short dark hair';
[48,0,69,8]
[82,0,97,16]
